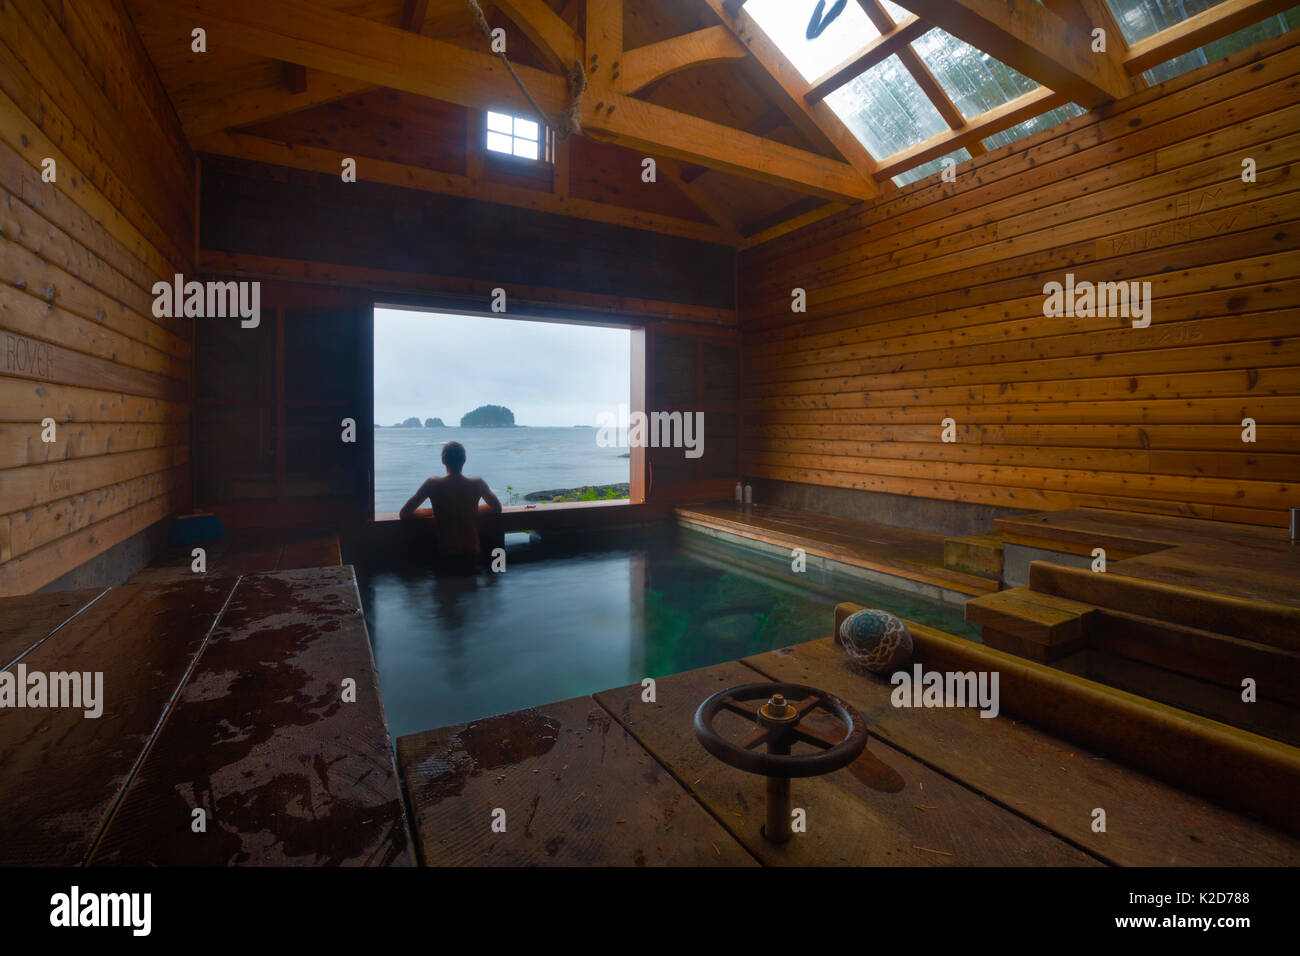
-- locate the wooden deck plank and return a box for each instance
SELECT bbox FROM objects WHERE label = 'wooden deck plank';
[397,695,756,867]
[0,586,106,667]
[89,566,412,866]
[676,504,999,596]
[0,578,238,865]
[744,636,1300,866]
[594,661,1098,866]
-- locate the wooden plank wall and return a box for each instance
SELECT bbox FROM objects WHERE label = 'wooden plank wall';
[739,31,1300,529]
[0,0,195,595]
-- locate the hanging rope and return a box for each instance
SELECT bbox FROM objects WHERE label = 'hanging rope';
[464,0,587,140]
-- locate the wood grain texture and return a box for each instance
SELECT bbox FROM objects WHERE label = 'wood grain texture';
[739,32,1300,527]
[744,634,1300,865]
[90,567,413,866]
[0,578,235,865]
[0,0,194,594]
[397,694,757,866]
[594,660,1099,865]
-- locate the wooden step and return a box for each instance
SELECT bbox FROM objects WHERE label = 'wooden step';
[964,586,1095,661]
[1091,609,1300,707]
[944,532,1004,579]
[1028,561,1300,653]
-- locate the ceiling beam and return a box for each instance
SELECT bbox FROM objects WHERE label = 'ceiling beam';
[1043,0,1144,93]
[400,0,429,33]
[700,0,880,193]
[585,0,623,84]
[1123,0,1295,76]
[280,61,307,94]
[619,26,747,93]
[494,0,581,71]
[182,73,373,139]
[804,16,929,103]
[194,128,739,245]
[888,0,1132,108]
[160,0,874,200]
[873,86,1068,180]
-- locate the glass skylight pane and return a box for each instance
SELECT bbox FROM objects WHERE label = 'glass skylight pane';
[893,147,972,187]
[1141,6,1299,83]
[486,131,513,154]
[512,139,538,159]
[980,102,1084,152]
[746,0,881,83]
[513,117,539,140]
[880,1,913,23]
[825,54,949,159]
[912,27,1040,121]
[486,111,513,134]
[1104,0,1228,44]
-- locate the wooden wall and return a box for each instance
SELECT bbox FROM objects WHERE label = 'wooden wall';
[0,0,195,595]
[199,156,736,321]
[740,31,1300,530]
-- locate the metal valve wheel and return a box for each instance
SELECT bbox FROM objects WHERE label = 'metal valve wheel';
[693,682,868,843]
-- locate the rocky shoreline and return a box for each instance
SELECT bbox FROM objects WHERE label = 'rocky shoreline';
[523,482,630,503]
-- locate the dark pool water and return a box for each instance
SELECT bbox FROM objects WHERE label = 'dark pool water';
[351,528,976,739]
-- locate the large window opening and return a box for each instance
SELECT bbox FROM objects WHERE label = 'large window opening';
[372,308,631,515]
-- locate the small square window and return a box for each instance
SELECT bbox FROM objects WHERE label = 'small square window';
[485,110,551,162]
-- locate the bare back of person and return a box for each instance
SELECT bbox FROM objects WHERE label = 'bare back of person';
[427,473,489,556]
[398,441,502,562]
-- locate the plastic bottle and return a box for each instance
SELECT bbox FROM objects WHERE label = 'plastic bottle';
[734,481,743,505]
[743,483,753,506]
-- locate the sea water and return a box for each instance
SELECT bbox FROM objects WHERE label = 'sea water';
[373,425,631,512]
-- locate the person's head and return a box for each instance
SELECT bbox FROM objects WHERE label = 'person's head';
[441,441,467,475]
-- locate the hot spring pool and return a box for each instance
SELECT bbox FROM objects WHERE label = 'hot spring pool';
[350,527,977,738]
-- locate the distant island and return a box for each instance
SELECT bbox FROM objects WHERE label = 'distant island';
[460,404,516,428]
[378,416,447,428]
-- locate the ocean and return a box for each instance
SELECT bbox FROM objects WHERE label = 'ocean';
[373,426,631,512]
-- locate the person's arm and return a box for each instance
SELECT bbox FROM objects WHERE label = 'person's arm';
[399,477,436,520]
[478,479,503,515]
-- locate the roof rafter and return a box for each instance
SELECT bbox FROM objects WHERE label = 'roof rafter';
[887,0,1131,107]
[495,0,581,72]
[1123,0,1296,76]
[804,16,929,103]
[700,0,881,192]
[873,85,1067,180]
[619,25,748,93]
[195,127,739,244]
[855,0,985,158]
[159,0,874,201]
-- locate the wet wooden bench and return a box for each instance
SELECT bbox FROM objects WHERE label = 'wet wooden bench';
[0,565,411,866]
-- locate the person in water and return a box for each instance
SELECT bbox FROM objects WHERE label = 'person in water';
[398,441,502,563]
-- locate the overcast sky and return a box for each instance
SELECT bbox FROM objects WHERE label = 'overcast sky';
[373,308,630,427]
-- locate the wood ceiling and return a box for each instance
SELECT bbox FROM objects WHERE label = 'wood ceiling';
[123,0,1293,247]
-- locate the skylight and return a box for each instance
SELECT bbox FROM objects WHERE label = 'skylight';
[825,54,949,160]
[911,28,1038,121]
[745,0,881,83]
